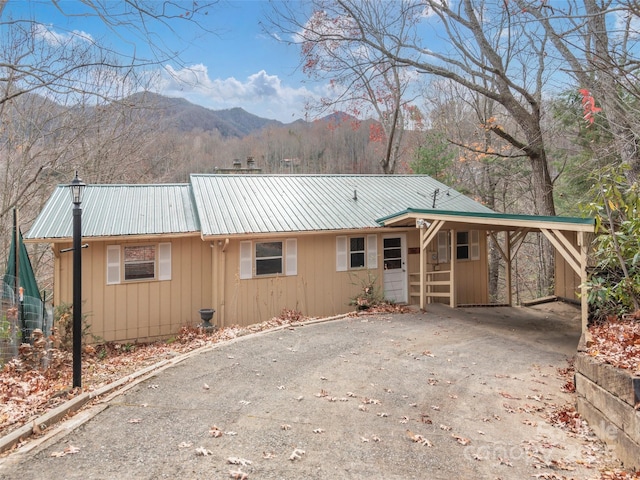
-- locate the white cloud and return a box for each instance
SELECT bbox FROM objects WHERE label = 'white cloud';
[33,23,94,46]
[154,64,322,122]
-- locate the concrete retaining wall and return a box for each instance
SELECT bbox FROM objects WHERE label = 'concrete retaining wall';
[575,337,640,471]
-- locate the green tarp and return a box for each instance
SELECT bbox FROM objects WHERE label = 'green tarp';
[4,229,41,301]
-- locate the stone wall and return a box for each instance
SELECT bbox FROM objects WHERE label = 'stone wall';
[575,337,640,471]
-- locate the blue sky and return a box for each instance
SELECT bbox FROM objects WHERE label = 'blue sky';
[4,1,325,123]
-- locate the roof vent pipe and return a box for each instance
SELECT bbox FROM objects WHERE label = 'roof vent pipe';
[247,156,255,169]
[233,159,241,169]
[353,188,358,201]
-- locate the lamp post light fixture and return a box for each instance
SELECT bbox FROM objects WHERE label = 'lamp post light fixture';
[69,171,85,388]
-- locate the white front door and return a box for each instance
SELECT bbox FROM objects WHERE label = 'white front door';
[383,234,407,303]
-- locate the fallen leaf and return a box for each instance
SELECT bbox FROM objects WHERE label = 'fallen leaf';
[281,424,292,430]
[210,425,223,437]
[50,445,80,457]
[499,391,521,400]
[289,448,305,461]
[195,447,213,456]
[313,428,325,434]
[550,459,576,471]
[203,383,210,390]
[32,421,42,435]
[128,418,142,424]
[229,469,248,480]
[453,434,470,446]
[228,457,252,466]
[406,430,433,447]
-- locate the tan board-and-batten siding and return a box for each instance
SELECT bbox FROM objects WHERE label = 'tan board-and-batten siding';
[54,235,212,343]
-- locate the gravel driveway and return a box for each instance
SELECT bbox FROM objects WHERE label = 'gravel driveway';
[0,303,618,479]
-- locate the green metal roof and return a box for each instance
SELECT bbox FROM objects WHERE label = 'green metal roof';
[377,208,595,230]
[27,176,595,241]
[25,184,200,240]
[190,174,493,236]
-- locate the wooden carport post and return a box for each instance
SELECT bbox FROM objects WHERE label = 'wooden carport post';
[418,218,445,310]
[540,228,590,332]
[419,224,426,311]
[578,231,589,332]
[449,229,456,308]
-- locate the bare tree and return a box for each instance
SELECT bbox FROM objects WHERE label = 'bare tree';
[271,0,557,216]
[517,0,640,183]
[0,0,216,271]
[269,2,422,174]
[0,0,215,199]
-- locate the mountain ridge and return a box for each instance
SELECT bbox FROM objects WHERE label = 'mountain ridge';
[124,92,361,138]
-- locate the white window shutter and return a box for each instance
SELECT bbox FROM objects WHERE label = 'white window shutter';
[285,238,297,276]
[437,231,449,263]
[158,242,172,280]
[240,241,252,279]
[106,245,120,285]
[367,234,378,269]
[336,236,347,271]
[470,230,480,260]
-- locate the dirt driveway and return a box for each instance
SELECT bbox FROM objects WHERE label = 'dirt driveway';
[0,303,619,479]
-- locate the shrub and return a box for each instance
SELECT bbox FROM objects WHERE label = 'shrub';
[583,166,640,322]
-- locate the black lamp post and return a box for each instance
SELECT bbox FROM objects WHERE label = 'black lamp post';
[69,171,85,388]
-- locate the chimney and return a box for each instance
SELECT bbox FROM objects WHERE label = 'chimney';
[247,156,255,169]
[233,159,241,169]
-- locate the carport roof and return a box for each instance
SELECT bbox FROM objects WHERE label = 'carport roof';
[377,208,595,232]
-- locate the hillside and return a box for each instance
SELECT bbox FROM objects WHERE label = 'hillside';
[123,92,285,138]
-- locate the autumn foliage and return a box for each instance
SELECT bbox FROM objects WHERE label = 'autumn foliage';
[579,88,602,125]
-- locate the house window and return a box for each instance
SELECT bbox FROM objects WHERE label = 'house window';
[255,241,283,276]
[124,245,156,280]
[336,234,378,271]
[107,242,171,285]
[456,232,470,260]
[239,239,297,279]
[350,237,366,268]
[435,230,480,263]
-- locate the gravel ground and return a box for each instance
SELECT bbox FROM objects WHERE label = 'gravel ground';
[0,303,621,479]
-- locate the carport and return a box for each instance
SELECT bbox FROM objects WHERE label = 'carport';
[377,209,595,332]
